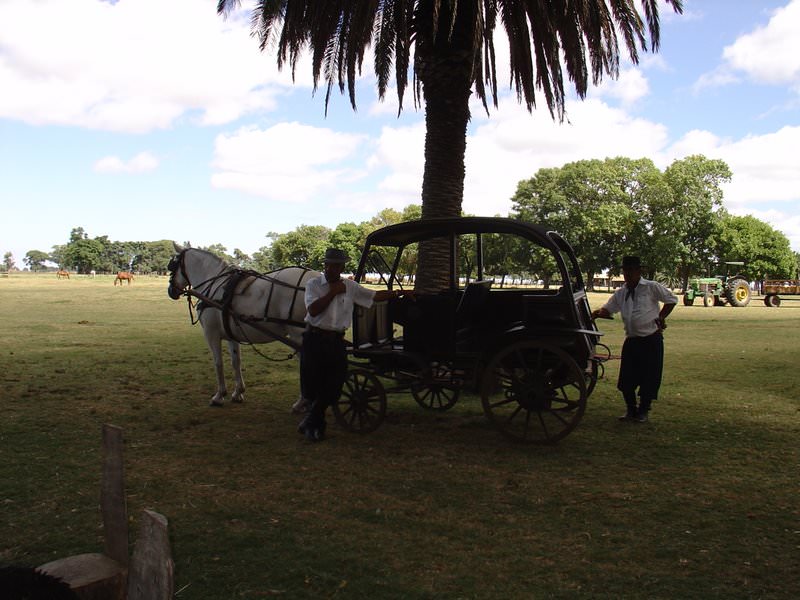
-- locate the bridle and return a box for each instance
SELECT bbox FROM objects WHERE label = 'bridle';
[167,249,234,323]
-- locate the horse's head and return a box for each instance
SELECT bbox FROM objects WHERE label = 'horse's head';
[167,248,189,300]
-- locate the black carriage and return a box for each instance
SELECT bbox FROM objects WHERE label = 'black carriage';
[334,217,603,444]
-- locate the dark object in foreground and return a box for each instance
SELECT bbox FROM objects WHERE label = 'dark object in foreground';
[0,566,78,600]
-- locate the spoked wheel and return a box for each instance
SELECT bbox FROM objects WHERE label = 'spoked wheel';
[333,369,386,433]
[480,341,587,444]
[411,362,462,411]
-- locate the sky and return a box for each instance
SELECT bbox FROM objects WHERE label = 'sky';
[2,0,800,268]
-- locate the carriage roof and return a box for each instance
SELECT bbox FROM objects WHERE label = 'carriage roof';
[362,216,564,250]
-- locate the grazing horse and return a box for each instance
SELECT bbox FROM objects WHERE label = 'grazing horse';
[56,270,70,279]
[114,271,134,285]
[167,245,318,407]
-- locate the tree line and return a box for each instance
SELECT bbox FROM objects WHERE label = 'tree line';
[13,155,800,287]
[511,155,798,289]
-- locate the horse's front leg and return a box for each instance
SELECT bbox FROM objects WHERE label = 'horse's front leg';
[228,340,246,403]
[205,333,227,407]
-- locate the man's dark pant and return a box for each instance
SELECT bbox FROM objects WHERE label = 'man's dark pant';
[617,332,664,414]
[300,330,348,428]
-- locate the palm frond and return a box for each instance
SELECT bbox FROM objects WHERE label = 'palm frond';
[228,0,683,119]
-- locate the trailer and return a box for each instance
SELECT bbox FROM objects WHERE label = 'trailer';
[762,280,800,307]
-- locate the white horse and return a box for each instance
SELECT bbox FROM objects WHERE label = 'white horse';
[167,244,318,407]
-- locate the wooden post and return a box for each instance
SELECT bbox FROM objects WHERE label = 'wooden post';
[101,424,128,566]
[127,510,174,600]
[38,424,129,599]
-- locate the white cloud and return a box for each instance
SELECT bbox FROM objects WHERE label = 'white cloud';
[210,122,367,202]
[664,124,800,249]
[0,0,310,133]
[93,152,159,174]
[694,0,800,93]
[461,98,670,216]
[722,0,800,87]
[590,67,651,105]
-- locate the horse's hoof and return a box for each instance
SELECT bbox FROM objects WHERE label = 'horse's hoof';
[209,400,224,407]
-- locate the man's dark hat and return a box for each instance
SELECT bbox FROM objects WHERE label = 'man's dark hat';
[323,248,348,264]
[620,255,642,269]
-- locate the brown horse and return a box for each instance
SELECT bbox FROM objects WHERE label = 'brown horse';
[56,270,70,279]
[114,271,134,285]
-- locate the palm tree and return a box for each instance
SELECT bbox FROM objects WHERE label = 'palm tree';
[217,0,683,291]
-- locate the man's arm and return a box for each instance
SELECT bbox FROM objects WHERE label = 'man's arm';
[655,301,676,330]
[373,289,415,302]
[307,280,346,317]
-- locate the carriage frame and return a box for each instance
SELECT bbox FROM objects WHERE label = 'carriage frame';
[334,217,603,444]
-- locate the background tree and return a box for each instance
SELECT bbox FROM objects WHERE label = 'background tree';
[50,244,68,269]
[217,0,683,292]
[201,244,234,263]
[328,222,369,272]
[659,155,731,289]
[24,250,50,272]
[63,237,104,274]
[133,241,177,274]
[3,252,15,272]
[232,248,254,270]
[269,225,331,270]
[511,159,643,289]
[716,214,795,280]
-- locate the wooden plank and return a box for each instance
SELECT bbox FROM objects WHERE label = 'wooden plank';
[127,510,174,600]
[101,424,128,566]
[38,553,126,600]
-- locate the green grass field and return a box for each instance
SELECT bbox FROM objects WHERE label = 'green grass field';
[1,274,798,599]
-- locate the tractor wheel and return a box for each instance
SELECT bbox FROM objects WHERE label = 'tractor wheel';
[683,294,694,306]
[726,279,751,307]
[764,294,781,307]
[702,293,716,307]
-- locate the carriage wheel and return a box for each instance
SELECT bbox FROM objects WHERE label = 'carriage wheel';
[480,341,587,444]
[410,362,462,411]
[333,369,386,433]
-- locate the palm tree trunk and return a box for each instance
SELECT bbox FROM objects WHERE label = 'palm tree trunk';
[414,2,476,293]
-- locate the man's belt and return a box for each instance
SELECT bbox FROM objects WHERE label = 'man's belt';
[307,325,345,338]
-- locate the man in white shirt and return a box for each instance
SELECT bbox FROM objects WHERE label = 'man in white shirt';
[298,248,412,442]
[591,256,677,422]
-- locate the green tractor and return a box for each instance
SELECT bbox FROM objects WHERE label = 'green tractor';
[683,262,751,307]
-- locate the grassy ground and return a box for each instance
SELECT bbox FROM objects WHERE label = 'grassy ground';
[1,274,798,599]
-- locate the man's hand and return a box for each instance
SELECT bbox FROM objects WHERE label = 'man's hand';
[329,280,346,296]
[655,317,667,331]
[591,308,612,320]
